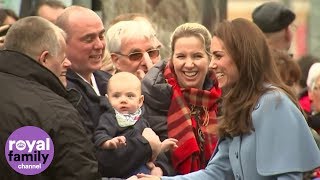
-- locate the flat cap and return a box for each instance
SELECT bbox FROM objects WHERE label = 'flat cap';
[252,2,295,33]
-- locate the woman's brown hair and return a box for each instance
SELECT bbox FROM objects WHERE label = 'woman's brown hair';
[214,18,300,137]
[272,49,301,86]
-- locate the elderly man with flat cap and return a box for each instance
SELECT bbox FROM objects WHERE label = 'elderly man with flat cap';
[252,1,296,52]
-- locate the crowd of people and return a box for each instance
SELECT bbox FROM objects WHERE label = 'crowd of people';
[1,1,320,180]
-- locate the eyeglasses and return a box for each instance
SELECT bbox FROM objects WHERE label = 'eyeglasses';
[115,48,160,61]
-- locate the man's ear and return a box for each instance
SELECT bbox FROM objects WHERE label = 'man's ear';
[110,53,120,71]
[284,26,291,41]
[38,51,50,66]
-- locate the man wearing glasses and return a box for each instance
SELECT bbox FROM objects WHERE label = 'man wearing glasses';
[106,20,161,80]
[104,19,167,177]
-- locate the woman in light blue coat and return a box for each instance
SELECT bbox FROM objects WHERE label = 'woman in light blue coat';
[137,18,320,180]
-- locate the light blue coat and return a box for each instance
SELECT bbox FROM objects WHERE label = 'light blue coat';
[162,90,320,180]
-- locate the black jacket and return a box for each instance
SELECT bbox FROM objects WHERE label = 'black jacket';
[94,104,152,178]
[141,60,175,176]
[66,69,112,136]
[308,112,320,131]
[0,50,100,180]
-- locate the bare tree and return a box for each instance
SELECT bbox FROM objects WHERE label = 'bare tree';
[201,0,227,32]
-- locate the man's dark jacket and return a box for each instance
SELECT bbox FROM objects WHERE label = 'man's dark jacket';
[0,50,99,180]
[66,69,111,136]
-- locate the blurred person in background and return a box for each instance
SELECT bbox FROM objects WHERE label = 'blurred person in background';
[252,1,296,52]
[31,0,66,23]
[297,55,320,115]
[0,8,18,25]
[304,63,320,180]
[307,63,320,133]
[0,8,18,49]
[272,49,301,91]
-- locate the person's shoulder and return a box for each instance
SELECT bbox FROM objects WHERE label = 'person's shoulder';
[258,87,289,103]
[9,77,79,123]
[33,83,77,113]
[94,70,112,79]
[253,87,296,115]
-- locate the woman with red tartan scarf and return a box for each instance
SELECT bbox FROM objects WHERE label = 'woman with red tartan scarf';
[138,18,320,180]
[141,23,221,176]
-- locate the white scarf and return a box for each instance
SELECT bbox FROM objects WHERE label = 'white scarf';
[115,108,142,127]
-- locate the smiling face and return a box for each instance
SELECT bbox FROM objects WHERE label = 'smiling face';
[112,37,160,74]
[172,36,210,89]
[210,36,239,89]
[65,10,105,76]
[107,72,144,114]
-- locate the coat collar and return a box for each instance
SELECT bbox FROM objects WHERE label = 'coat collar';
[0,50,72,99]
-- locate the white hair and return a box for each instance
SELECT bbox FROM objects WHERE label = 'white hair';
[307,63,320,90]
[106,20,157,53]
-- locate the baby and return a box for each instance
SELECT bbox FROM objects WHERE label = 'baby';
[94,72,177,177]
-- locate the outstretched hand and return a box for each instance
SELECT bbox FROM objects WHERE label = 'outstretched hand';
[102,136,126,149]
[161,138,178,152]
[136,173,161,180]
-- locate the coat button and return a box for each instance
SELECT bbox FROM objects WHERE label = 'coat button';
[236,174,241,179]
[235,151,239,158]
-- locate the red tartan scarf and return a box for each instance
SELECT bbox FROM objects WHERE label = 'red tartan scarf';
[164,63,221,174]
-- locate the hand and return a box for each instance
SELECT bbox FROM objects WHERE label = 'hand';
[150,167,163,176]
[161,138,178,152]
[102,136,126,149]
[145,162,163,176]
[126,175,138,180]
[136,69,146,80]
[144,54,155,71]
[142,128,161,161]
[136,173,161,180]
[135,54,155,80]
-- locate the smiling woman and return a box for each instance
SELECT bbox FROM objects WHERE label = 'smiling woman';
[141,22,221,176]
[138,18,320,180]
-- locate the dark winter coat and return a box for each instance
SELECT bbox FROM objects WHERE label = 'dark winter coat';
[0,50,100,180]
[66,69,112,136]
